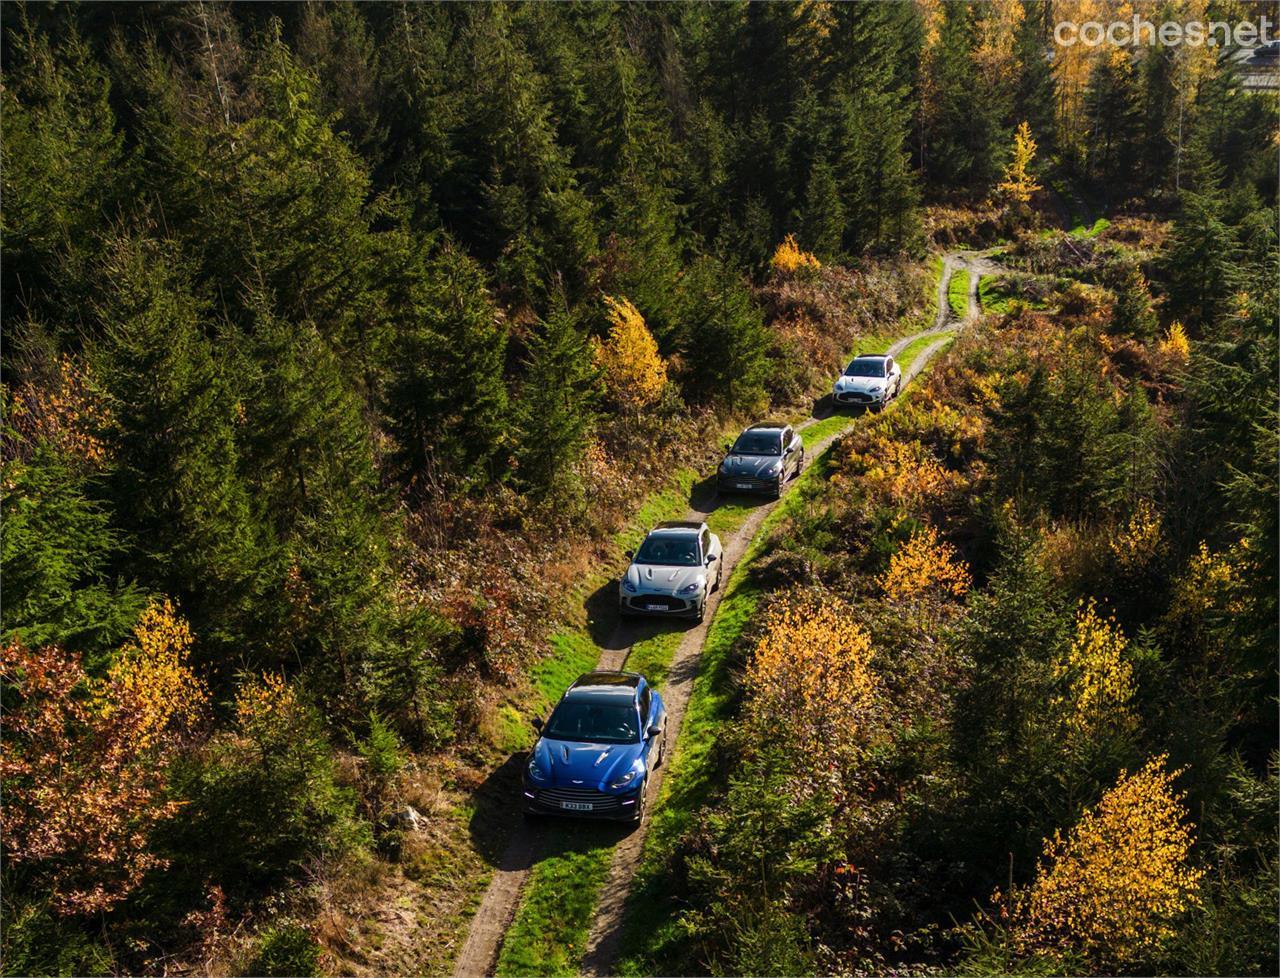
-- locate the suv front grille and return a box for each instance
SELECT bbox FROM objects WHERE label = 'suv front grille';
[626,595,689,612]
[536,785,623,813]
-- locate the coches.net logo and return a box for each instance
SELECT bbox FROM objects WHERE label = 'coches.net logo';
[1054,14,1276,48]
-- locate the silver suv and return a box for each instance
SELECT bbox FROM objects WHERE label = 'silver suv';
[619,521,723,622]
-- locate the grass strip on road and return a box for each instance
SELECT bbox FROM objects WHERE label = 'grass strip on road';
[948,266,969,319]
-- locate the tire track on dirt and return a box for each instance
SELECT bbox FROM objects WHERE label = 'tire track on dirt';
[452,252,990,978]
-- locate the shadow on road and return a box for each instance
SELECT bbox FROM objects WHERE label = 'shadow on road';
[811,392,836,420]
[467,752,535,869]
[585,578,695,650]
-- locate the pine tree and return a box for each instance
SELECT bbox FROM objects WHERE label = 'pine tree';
[1,16,125,331]
[384,243,510,490]
[925,2,1003,194]
[512,306,600,503]
[91,234,267,677]
[678,257,770,412]
[799,155,844,262]
[1160,138,1242,328]
[1,434,146,667]
[1084,52,1141,202]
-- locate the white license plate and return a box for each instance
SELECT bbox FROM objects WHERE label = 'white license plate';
[736,482,753,489]
[561,801,594,812]
[644,603,665,611]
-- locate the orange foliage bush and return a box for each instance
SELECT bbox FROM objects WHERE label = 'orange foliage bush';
[0,601,206,915]
[6,354,113,466]
[1108,499,1163,572]
[1005,756,1203,966]
[838,435,968,511]
[879,524,971,600]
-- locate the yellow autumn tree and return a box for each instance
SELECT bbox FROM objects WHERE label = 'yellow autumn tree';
[1158,321,1191,362]
[1051,599,1135,736]
[1108,499,1163,572]
[593,296,666,408]
[879,524,972,600]
[997,121,1042,207]
[1008,756,1203,967]
[745,595,879,781]
[769,234,822,275]
[105,599,207,746]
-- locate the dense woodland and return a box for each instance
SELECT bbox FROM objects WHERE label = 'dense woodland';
[1,2,1276,976]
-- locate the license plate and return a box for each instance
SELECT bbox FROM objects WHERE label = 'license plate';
[561,801,593,812]
[644,603,665,611]
[736,482,753,489]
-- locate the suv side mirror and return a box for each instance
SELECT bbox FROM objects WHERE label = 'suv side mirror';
[624,549,634,559]
[647,724,662,739]
[531,717,543,732]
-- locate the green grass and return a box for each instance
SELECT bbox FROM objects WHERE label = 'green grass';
[1075,216,1109,238]
[979,274,1013,314]
[948,266,970,319]
[495,823,618,977]
[896,331,954,373]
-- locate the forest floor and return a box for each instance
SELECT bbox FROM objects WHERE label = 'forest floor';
[443,248,999,978]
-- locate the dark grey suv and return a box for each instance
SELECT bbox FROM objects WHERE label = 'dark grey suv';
[716,423,804,498]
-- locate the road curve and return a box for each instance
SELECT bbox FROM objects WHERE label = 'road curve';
[451,252,988,978]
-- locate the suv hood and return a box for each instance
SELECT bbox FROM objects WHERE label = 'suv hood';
[625,562,706,594]
[835,374,886,393]
[721,454,783,478]
[532,737,644,789]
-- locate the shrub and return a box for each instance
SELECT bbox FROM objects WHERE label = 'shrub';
[172,673,367,896]
[0,602,205,916]
[878,523,971,600]
[246,922,321,978]
[769,234,821,276]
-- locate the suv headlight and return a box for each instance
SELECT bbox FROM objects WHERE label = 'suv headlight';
[622,578,637,593]
[527,757,548,781]
[868,385,883,393]
[609,768,639,789]
[679,580,703,595]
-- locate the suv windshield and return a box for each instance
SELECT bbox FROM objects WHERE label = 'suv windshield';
[731,431,782,455]
[545,697,639,743]
[844,358,886,378]
[634,534,700,566]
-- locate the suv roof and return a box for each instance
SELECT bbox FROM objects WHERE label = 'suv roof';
[569,671,641,696]
[652,520,704,533]
[852,353,888,360]
[745,421,788,432]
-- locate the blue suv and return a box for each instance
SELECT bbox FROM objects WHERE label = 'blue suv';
[522,671,667,824]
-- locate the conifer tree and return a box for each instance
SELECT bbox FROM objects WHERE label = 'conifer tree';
[512,306,601,503]
[91,235,266,676]
[678,257,770,412]
[799,155,844,262]
[1160,138,1242,328]
[1,17,125,330]
[384,243,509,490]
